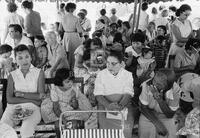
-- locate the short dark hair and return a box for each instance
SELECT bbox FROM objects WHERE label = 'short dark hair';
[22,0,33,9]
[108,51,124,63]
[176,4,191,17]
[7,3,17,13]
[130,32,146,43]
[100,9,106,16]
[142,2,148,11]
[157,25,167,35]
[0,44,13,55]
[9,24,23,34]
[80,9,87,15]
[14,44,31,57]
[123,21,130,29]
[60,3,65,9]
[35,35,45,41]
[141,47,152,57]
[54,68,74,86]
[65,3,76,12]
[152,7,157,14]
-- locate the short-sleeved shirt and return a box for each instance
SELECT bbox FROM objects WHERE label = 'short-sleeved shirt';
[5,35,33,48]
[4,12,24,29]
[174,50,197,68]
[139,80,180,113]
[94,68,134,96]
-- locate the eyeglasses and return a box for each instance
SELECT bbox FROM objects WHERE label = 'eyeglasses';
[182,12,190,17]
[106,61,119,66]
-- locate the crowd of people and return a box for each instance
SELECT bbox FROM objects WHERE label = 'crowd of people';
[0,1,200,138]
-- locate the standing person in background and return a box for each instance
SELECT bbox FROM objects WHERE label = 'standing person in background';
[109,8,118,23]
[56,3,65,23]
[60,2,83,69]
[167,4,193,68]
[5,24,33,49]
[77,9,92,41]
[154,9,169,29]
[150,7,158,22]
[21,0,43,43]
[137,2,149,32]
[2,3,24,44]
[99,9,111,27]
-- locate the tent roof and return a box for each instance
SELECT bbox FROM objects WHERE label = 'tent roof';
[76,0,177,4]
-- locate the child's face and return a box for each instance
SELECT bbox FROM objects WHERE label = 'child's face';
[1,51,11,59]
[15,50,31,70]
[144,51,153,59]
[62,79,73,90]
[152,74,167,92]
[34,39,44,48]
[132,41,143,51]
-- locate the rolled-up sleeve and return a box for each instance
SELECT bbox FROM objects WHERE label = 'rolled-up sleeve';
[93,73,105,96]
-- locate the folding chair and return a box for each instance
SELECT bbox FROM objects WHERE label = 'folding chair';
[59,110,125,138]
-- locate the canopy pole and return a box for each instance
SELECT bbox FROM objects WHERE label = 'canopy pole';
[56,0,59,11]
[136,0,143,32]
[132,0,138,33]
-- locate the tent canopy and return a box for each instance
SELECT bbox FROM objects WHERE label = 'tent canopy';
[75,0,178,4]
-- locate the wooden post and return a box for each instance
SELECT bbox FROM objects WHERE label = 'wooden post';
[136,0,143,32]
[56,0,59,11]
[132,0,138,33]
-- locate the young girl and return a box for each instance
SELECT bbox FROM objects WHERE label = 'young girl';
[136,47,156,78]
[51,68,92,137]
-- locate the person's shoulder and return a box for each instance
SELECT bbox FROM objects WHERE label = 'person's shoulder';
[125,46,132,52]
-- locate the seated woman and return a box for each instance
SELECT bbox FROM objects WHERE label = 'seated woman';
[0,44,45,138]
[138,68,180,138]
[45,68,92,137]
[174,38,200,78]
[45,31,69,77]
[94,51,135,138]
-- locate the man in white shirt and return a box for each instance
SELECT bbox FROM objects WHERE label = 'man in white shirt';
[5,24,33,48]
[77,9,92,40]
[94,51,135,138]
[109,8,118,23]
[138,2,149,32]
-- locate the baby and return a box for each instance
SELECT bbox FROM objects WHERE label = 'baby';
[136,47,156,78]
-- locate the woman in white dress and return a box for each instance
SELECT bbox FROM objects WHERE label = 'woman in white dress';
[60,2,83,69]
[167,4,193,67]
[0,45,45,138]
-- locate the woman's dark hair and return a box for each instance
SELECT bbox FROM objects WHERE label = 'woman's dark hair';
[142,2,148,11]
[130,32,146,43]
[35,35,45,41]
[113,32,123,43]
[169,5,177,12]
[157,25,167,35]
[83,38,103,61]
[65,2,76,12]
[108,50,124,63]
[185,38,200,50]
[21,0,33,9]
[176,4,191,17]
[14,44,31,57]
[7,3,17,13]
[54,68,74,86]
[117,19,123,28]
[100,9,106,16]
[141,47,152,57]
[123,21,130,29]
[152,7,157,14]
[0,44,13,55]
